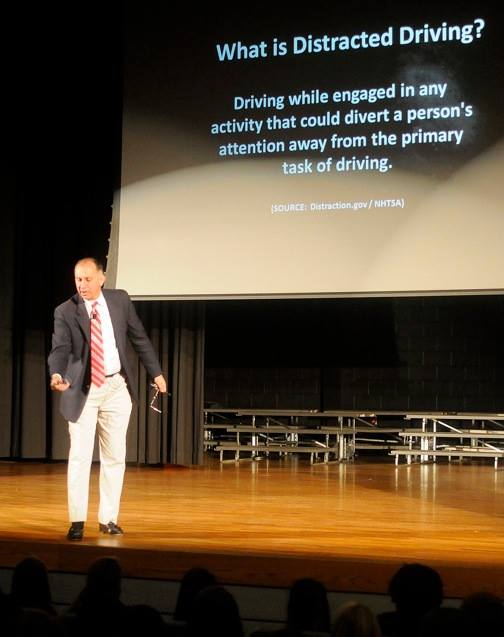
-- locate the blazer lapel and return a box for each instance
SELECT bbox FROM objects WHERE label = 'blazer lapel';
[103,290,122,346]
[75,295,90,344]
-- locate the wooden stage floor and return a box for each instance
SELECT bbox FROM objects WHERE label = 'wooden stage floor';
[0,457,503,598]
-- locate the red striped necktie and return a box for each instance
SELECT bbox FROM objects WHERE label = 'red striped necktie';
[90,301,105,387]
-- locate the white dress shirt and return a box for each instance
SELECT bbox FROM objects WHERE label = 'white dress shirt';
[84,293,121,376]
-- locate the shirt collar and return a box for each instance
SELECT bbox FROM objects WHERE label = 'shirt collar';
[84,292,105,314]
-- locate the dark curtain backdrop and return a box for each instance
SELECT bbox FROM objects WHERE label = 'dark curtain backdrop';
[134,301,205,466]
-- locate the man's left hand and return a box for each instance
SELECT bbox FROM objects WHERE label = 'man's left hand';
[153,375,167,393]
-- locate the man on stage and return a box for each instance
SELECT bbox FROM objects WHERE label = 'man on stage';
[48,257,167,540]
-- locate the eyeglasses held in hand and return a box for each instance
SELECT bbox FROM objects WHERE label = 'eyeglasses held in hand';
[149,383,162,413]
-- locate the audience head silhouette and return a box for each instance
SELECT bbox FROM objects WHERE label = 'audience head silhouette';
[332,601,381,637]
[10,556,55,615]
[174,567,217,621]
[86,556,122,602]
[187,585,243,637]
[377,563,443,637]
[388,563,443,616]
[65,555,126,635]
[287,577,331,633]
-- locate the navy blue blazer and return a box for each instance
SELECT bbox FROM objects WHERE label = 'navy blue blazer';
[48,288,162,422]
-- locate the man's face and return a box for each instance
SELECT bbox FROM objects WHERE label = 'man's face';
[74,261,105,301]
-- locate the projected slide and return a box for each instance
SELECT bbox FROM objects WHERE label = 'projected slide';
[112,3,503,298]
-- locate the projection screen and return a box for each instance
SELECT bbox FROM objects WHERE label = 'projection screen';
[108,3,504,299]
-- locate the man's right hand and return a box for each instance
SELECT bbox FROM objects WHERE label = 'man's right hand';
[50,374,70,392]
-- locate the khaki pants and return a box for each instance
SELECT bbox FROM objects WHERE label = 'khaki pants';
[67,373,132,524]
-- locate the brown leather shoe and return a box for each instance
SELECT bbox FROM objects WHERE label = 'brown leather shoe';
[99,521,124,535]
